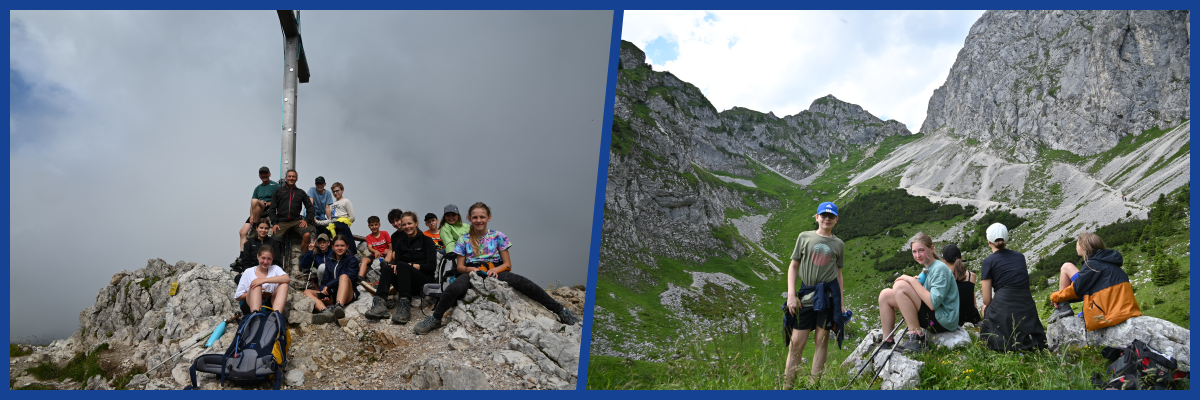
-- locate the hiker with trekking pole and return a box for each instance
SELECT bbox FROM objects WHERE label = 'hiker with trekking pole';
[782,202,852,389]
[873,232,959,354]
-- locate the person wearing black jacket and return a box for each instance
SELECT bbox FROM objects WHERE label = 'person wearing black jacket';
[268,170,316,259]
[365,210,436,324]
[233,220,283,283]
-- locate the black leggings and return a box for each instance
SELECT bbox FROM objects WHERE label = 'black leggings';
[377,262,433,298]
[432,271,564,318]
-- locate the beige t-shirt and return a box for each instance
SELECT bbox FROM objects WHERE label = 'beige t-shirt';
[790,230,845,287]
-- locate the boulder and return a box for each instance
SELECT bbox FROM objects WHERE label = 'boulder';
[1047,315,1190,369]
[285,369,305,387]
[448,327,472,350]
[84,374,110,390]
[871,350,924,390]
[927,328,972,349]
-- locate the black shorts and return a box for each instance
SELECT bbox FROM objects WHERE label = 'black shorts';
[786,305,833,331]
[918,302,953,333]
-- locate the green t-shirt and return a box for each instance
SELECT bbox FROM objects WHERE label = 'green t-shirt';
[790,231,844,287]
[441,222,470,256]
[252,181,280,202]
[924,260,960,331]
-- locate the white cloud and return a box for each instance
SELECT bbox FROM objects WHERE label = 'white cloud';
[623,10,984,130]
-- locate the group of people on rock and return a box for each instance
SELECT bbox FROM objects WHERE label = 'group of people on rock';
[231,166,580,336]
[782,201,1143,387]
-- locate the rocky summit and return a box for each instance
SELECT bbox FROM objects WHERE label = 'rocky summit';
[10,257,585,390]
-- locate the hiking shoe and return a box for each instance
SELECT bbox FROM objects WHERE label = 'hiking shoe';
[876,338,896,352]
[412,315,442,335]
[897,333,926,354]
[1049,302,1074,323]
[312,307,337,325]
[365,296,389,320]
[332,303,346,319]
[360,280,376,294]
[391,297,412,324]
[557,308,581,325]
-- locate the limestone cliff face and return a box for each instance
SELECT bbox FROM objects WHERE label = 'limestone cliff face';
[601,41,910,279]
[921,10,1190,159]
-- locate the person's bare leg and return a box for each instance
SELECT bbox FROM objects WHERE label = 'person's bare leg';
[303,289,327,311]
[810,327,830,384]
[878,288,898,336]
[784,328,811,388]
[360,258,372,277]
[250,199,264,224]
[247,286,263,311]
[270,284,288,311]
[338,275,353,305]
[893,280,924,333]
[300,233,311,260]
[239,223,252,253]
[1059,262,1079,291]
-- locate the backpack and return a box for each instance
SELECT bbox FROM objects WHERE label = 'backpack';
[1092,339,1190,390]
[184,309,291,390]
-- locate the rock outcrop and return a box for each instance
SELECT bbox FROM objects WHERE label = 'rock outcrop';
[1047,315,1190,369]
[12,258,584,390]
[842,327,975,389]
[922,10,1190,157]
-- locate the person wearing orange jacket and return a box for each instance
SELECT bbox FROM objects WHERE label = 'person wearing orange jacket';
[1049,232,1141,330]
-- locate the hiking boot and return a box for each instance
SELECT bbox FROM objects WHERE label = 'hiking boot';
[876,338,896,352]
[360,280,376,294]
[897,333,926,354]
[412,315,442,335]
[312,307,337,325]
[391,297,411,324]
[556,308,581,325]
[332,303,346,319]
[1049,302,1074,323]
[365,296,389,320]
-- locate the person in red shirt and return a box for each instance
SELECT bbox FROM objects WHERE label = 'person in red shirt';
[359,216,391,278]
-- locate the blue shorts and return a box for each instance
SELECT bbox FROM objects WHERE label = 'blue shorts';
[1071,272,1079,281]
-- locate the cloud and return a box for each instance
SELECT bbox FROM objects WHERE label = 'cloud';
[623,10,984,130]
[8,10,612,341]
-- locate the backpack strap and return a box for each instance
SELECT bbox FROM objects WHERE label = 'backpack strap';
[189,362,199,389]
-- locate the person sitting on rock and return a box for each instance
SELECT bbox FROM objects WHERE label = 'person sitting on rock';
[300,233,335,286]
[316,182,356,246]
[1048,232,1141,329]
[238,166,278,254]
[977,223,1047,352]
[876,232,959,354]
[358,215,392,280]
[268,169,316,258]
[423,212,444,254]
[438,204,470,269]
[943,244,981,326]
[366,211,436,324]
[234,246,290,315]
[235,220,283,277]
[413,202,580,335]
[302,235,359,324]
[782,202,850,388]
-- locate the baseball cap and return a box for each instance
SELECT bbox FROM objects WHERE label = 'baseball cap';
[816,202,838,216]
[986,223,1009,243]
[941,244,962,262]
[424,213,438,221]
[315,176,326,184]
[316,233,330,242]
[259,166,270,174]
[444,204,460,215]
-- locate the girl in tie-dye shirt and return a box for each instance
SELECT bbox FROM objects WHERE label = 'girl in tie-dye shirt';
[412,202,581,335]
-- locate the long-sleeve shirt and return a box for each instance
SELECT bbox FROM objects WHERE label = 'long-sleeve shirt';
[318,198,355,225]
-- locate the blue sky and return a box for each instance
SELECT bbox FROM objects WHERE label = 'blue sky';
[623,10,985,130]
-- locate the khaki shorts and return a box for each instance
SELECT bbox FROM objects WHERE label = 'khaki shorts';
[275,219,314,237]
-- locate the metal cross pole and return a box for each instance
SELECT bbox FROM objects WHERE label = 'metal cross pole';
[276,10,311,176]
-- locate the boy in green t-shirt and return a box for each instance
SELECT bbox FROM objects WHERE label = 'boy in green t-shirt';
[783,202,846,388]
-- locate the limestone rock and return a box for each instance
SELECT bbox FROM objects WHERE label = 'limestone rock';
[285,369,305,387]
[126,374,150,388]
[448,327,472,350]
[872,350,924,390]
[84,374,110,390]
[928,328,971,349]
[1047,315,1190,368]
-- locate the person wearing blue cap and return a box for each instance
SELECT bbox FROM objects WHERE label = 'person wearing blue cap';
[783,201,850,388]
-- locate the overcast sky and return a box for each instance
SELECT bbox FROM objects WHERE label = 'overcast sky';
[9,10,612,341]
[622,10,984,130]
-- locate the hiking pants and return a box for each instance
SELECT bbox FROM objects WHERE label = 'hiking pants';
[378,262,433,299]
[332,221,356,247]
[432,271,564,319]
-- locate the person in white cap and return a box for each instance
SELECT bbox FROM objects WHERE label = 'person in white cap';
[977,222,1047,352]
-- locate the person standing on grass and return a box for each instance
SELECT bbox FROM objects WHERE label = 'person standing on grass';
[977,223,1047,352]
[783,202,849,388]
[875,233,959,354]
[1048,232,1140,328]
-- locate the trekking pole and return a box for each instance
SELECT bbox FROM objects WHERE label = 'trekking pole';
[867,321,912,389]
[145,314,241,375]
[844,317,906,389]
